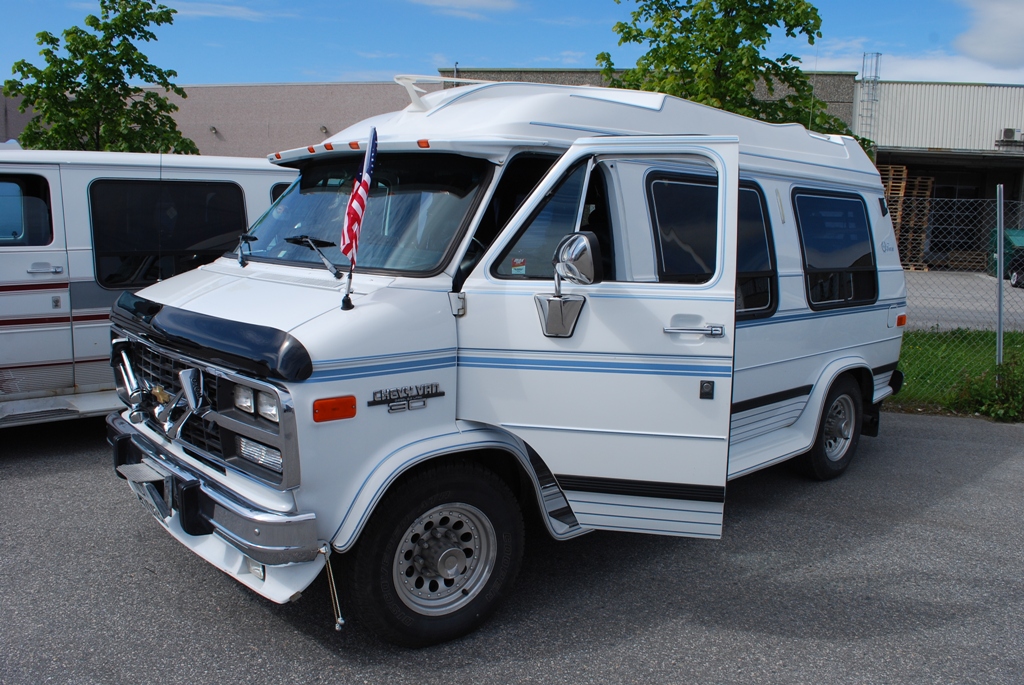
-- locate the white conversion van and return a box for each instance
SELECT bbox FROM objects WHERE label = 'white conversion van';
[0,150,296,428]
[107,79,906,646]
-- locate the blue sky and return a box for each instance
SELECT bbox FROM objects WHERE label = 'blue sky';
[2,0,1024,86]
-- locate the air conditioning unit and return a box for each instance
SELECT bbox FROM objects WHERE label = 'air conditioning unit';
[1000,127,1018,141]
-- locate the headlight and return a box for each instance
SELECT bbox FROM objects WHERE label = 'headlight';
[233,385,254,413]
[257,391,279,423]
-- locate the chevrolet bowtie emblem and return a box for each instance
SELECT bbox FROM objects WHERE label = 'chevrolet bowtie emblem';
[150,385,173,404]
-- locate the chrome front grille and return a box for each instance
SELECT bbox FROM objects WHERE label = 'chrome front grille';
[134,344,224,458]
[112,326,298,490]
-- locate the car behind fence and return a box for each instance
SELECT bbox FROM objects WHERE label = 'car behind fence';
[890,195,1024,406]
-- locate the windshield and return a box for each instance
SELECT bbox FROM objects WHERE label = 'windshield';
[246,153,491,274]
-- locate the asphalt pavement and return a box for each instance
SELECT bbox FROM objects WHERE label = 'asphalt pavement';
[905,270,1024,331]
[1,412,1023,684]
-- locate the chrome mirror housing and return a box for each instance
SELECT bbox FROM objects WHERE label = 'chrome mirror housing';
[535,232,603,338]
[552,231,603,297]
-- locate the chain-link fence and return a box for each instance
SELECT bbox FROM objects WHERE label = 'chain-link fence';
[890,195,1024,406]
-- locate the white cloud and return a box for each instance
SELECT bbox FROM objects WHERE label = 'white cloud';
[533,51,588,66]
[536,16,606,27]
[953,0,1024,68]
[331,69,408,83]
[881,52,1024,84]
[799,39,1024,85]
[172,2,291,22]
[431,53,452,68]
[408,0,518,20]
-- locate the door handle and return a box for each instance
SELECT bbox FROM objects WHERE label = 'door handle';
[26,265,64,274]
[663,324,725,337]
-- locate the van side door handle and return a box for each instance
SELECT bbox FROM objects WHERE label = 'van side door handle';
[663,324,724,337]
[26,265,64,274]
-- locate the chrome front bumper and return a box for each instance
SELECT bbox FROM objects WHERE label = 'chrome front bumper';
[108,412,320,566]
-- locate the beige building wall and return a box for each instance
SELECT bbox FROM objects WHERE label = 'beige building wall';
[437,68,608,87]
[158,81,440,158]
[2,94,33,142]
[5,70,857,155]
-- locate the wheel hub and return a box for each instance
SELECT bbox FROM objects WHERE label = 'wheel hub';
[416,529,468,579]
[392,503,497,615]
[823,394,855,461]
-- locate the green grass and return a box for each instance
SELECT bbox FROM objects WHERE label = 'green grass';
[890,329,1024,411]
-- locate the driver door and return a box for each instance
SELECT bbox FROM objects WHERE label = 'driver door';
[457,137,739,539]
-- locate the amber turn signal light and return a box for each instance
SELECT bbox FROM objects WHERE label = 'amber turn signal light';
[313,396,357,422]
[896,314,907,327]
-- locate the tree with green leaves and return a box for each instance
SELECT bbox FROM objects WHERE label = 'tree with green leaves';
[597,0,858,141]
[4,0,198,154]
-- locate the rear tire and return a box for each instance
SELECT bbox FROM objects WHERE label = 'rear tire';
[799,376,863,480]
[340,461,524,647]
[1011,270,1022,288]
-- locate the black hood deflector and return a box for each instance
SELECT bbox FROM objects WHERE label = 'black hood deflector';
[112,292,313,382]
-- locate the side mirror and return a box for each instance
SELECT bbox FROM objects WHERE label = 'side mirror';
[553,231,603,296]
[534,231,603,338]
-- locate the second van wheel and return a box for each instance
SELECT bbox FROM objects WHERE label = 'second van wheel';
[799,376,863,480]
[1011,270,1022,288]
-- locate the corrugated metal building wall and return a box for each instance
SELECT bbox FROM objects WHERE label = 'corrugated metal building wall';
[860,81,1024,151]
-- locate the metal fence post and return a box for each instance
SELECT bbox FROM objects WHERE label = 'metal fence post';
[997,184,1005,366]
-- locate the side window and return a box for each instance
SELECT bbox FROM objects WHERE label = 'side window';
[455,154,556,289]
[90,180,247,289]
[736,186,777,318]
[793,191,877,309]
[0,174,52,246]
[649,174,718,284]
[494,161,614,280]
[271,182,291,203]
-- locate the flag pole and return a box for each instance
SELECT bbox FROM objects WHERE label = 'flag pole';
[341,266,355,310]
[339,127,376,311]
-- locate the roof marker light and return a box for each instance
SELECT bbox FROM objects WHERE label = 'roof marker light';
[348,141,361,150]
[324,142,334,151]
[307,146,316,153]
[274,152,281,159]
[417,139,430,149]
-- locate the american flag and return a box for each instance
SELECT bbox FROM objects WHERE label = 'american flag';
[339,127,377,267]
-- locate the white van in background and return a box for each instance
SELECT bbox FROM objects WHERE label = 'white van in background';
[0,151,296,428]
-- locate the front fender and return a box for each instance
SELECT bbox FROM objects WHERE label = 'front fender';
[330,421,584,552]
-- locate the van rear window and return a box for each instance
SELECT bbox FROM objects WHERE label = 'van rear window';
[90,180,247,289]
[0,175,52,247]
[793,191,877,309]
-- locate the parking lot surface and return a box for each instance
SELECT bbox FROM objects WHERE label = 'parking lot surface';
[905,270,1024,331]
[2,412,1023,684]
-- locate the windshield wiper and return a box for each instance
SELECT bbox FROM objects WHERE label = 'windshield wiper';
[284,235,342,279]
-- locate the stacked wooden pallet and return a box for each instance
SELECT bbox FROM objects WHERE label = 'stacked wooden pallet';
[877,165,934,270]
[905,176,933,198]
[899,176,933,268]
[945,250,989,271]
[877,165,908,197]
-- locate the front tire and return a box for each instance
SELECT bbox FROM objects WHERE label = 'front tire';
[1011,270,1022,288]
[341,461,524,647]
[799,376,863,480]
